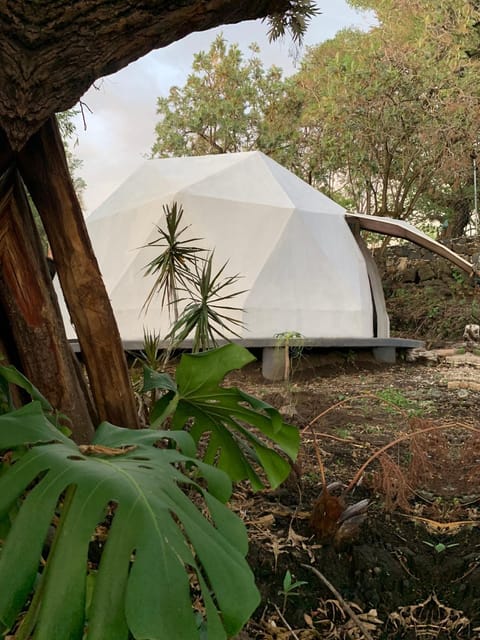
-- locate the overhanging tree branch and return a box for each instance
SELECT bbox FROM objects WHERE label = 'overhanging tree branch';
[0,0,316,150]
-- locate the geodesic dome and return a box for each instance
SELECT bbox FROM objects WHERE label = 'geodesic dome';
[60,151,380,347]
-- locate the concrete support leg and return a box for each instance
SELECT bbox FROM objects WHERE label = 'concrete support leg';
[372,347,396,363]
[262,347,287,381]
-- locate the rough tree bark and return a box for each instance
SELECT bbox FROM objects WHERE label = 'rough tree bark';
[17,117,140,430]
[440,197,471,240]
[0,167,95,442]
[0,0,302,150]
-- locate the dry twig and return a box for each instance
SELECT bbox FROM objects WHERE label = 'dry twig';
[301,564,375,640]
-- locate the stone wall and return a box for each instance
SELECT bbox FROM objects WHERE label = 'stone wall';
[372,237,480,346]
[375,237,480,287]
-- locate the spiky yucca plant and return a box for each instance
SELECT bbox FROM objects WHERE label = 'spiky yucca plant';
[166,252,246,352]
[142,202,204,321]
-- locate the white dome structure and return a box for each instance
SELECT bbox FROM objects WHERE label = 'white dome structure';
[62,151,384,347]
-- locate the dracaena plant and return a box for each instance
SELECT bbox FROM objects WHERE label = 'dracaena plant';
[142,201,205,321]
[0,345,299,639]
[166,251,246,353]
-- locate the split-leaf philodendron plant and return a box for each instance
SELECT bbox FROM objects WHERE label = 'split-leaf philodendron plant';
[0,344,299,639]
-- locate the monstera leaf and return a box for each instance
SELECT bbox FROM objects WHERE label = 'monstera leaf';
[0,363,53,414]
[0,403,259,640]
[144,344,300,490]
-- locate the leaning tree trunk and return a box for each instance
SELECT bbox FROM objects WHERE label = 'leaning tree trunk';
[17,117,140,430]
[440,197,471,240]
[0,166,95,442]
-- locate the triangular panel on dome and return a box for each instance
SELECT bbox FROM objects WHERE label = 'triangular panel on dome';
[263,155,346,216]
[243,211,373,339]
[184,152,296,209]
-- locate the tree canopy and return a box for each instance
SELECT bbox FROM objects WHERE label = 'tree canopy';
[151,0,480,235]
[294,0,480,230]
[0,0,317,150]
[152,34,301,162]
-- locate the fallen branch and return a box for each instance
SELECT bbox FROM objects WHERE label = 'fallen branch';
[301,564,375,640]
[272,603,302,640]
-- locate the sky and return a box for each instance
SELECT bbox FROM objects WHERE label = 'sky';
[72,0,375,214]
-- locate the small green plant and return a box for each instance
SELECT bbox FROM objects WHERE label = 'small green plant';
[451,268,465,286]
[274,331,305,381]
[422,540,459,554]
[278,570,308,613]
[334,426,353,439]
[137,327,163,369]
[130,329,165,422]
[427,305,440,319]
[143,204,247,355]
[376,388,422,416]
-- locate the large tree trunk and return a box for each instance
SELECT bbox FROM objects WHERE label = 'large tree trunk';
[18,117,140,430]
[0,167,95,442]
[0,1,298,151]
[440,196,471,240]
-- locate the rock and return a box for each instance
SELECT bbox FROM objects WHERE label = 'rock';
[447,379,480,392]
[405,348,439,363]
[416,262,436,281]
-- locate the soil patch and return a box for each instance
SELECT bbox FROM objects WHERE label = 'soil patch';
[225,348,480,639]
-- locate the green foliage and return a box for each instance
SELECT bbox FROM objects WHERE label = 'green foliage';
[151,35,300,166]
[129,329,165,423]
[142,203,246,354]
[294,0,480,231]
[0,363,53,415]
[137,328,163,370]
[0,363,71,435]
[142,202,205,320]
[0,401,260,640]
[0,345,300,638]
[166,253,246,352]
[451,268,465,285]
[278,569,308,614]
[266,0,319,43]
[376,388,422,416]
[274,331,305,381]
[144,343,300,490]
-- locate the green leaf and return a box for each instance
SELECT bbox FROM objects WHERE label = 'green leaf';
[148,344,300,490]
[141,366,177,393]
[0,404,259,639]
[283,569,292,591]
[0,365,53,413]
[0,366,72,435]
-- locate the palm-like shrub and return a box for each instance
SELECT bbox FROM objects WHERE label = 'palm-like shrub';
[142,201,204,321]
[166,252,246,352]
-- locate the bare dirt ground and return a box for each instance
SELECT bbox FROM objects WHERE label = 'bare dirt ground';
[225,347,480,639]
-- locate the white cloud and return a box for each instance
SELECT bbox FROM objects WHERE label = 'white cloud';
[71,0,376,214]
